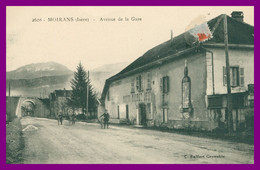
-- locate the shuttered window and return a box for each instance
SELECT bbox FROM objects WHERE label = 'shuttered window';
[223,66,244,87]
[147,72,152,90]
[160,76,170,93]
[140,75,143,91]
[136,75,143,92]
[131,79,135,93]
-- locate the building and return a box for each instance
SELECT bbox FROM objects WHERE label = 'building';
[49,89,73,118]
[49,89,97,118]
[99,12,254,131]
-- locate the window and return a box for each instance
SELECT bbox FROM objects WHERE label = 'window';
[147,72,152,90]
[223,66,244,87]
[160,76,170,93]
[136,75,143,92]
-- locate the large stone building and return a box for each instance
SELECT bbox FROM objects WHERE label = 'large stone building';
[99,12,254,131]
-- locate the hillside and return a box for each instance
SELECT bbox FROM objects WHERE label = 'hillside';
[6,62,129,97]
[6,62,73,79]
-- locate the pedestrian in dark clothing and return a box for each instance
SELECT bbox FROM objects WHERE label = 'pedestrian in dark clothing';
[58,113,63,125]
[100,110,110,129]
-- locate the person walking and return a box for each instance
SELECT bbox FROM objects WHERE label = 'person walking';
[58,113,63,125]
[100,109,110,129]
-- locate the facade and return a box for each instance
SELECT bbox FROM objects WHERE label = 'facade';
[100,13,254,131]
[49,89,98,119]
[49,89,73,118]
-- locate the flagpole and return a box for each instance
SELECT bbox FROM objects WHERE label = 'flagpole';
[224,15,233,133]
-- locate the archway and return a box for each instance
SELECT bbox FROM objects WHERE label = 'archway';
[21,100,36,117]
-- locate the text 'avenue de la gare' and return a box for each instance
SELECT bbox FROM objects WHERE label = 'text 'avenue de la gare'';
[32,17,142,22]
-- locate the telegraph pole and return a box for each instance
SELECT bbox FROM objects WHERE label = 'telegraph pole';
[224,15,233,133]
[86,70,89,116]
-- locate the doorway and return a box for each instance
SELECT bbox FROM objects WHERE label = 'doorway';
[126,105,129,120]
[139,103,147,126]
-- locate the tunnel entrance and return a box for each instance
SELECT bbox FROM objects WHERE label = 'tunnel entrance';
[21,100,36,117]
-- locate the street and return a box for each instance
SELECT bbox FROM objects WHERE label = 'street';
[21,117,254,164]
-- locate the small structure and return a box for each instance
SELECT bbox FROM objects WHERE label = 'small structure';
[100,12,254,131]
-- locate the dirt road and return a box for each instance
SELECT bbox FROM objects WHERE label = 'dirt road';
[20,117,254,164]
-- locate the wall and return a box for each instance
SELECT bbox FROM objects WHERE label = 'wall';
[6,97,20,121]
[205,47,254,131]
[105,50,209,129]
[15,97,50,118]
[206,48,254,95]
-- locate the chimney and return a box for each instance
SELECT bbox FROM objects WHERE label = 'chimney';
[231,11,244,22]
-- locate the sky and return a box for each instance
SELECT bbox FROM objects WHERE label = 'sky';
[6,6,254,72]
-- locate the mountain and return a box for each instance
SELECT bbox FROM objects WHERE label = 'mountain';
[6,62,129,97]
[6,75,73,97]
[6,62,73,79]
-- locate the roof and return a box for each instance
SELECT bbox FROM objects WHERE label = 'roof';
[207,14,254,45]
[101,14,254,100]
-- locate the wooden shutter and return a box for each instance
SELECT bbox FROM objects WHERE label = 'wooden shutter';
[166,76,170,93]
[140,75,143,91]
[131,79,135,93]
[147,72,151,90]
[223,66,227,86]
[240,67,245,87]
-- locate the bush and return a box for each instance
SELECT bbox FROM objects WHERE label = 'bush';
[76,114,86,120]
[6,118,24,164]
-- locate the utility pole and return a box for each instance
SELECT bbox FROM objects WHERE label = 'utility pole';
[86,70,89,116]
[224,15,233,133]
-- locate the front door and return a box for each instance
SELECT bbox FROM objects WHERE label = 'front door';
[126,105,129,120]
[139,104,147,126]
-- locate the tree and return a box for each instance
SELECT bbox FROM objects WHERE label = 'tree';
[67,62,97,116]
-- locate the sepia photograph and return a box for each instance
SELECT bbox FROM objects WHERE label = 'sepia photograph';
[6,6,254,164]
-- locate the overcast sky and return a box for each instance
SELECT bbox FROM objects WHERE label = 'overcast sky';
[6,6,254,72]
